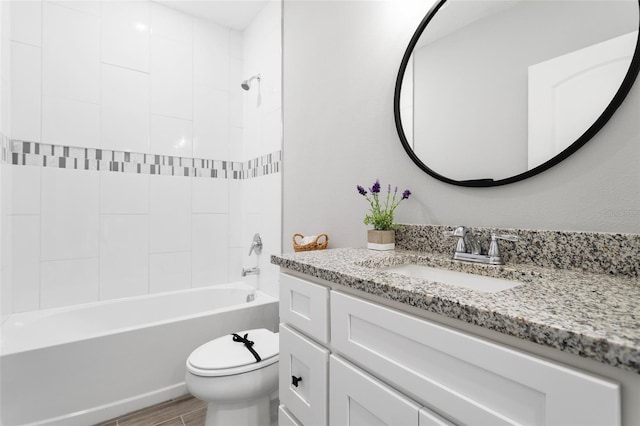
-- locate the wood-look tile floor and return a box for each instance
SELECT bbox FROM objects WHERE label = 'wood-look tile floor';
[97,395,207,426]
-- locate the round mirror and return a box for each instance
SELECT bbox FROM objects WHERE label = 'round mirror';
[395,0,640,187]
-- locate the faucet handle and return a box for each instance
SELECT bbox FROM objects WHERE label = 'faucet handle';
[446,226,481,255]
[443,229,466,253]
[248,233,263,256]
[443,226,472,237]
[488,233,518,258]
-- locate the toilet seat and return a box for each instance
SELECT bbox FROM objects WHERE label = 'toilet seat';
[187,328,279,377]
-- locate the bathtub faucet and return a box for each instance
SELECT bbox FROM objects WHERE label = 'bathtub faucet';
[241,266,260,277]
[248,233,263,256]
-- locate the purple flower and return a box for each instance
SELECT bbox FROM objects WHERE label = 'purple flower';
[371,179,381,194]
[357,179,412,230]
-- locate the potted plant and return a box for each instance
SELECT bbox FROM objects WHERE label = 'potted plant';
[357,179,411,250]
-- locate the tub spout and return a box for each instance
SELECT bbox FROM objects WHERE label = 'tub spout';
[241,266,260,277]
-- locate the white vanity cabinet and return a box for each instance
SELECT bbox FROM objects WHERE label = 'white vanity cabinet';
[279,324,329,426]
[330,354,420,425]
[279,273,330,343]
[278,272,622,426]
[331,291,620,426]
[279,274,330,426]
[330,354,454,426]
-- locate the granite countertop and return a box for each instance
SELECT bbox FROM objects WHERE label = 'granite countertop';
[271,247,640,374]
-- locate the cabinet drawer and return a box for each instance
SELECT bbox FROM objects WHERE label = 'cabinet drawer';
[279,273,330,344]
[279,323,329,426]
[331,291,620,426]
[420,407,456,426]
[330,355,421,426]
[279,405,302,426]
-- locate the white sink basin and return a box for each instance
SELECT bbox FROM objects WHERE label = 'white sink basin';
[378,264,522,293]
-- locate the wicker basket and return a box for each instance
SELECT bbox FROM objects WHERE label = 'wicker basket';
[292,233,329,252]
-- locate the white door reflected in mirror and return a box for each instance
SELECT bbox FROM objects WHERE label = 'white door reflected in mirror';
[528,31,637,170]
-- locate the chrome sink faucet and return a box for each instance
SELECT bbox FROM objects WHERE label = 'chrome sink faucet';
[444,226,481,255]
[444,226,518,265]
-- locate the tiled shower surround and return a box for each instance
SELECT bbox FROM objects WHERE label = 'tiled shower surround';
[5,141,282,313]
[1,0,283,315]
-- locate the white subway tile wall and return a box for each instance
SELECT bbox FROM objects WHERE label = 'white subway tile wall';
[149,174,192,254]
[100,1,150,73]
[149,3,193,121]
[10,41,41,142]
[42,2,100,103]
[10,1,42,47]
[11,165,40,214]
[1,2,12,323]
[192,178,229,214]
[150,114,193,158]
[40,167,100,261]
[192,213,230,287]
[2,0,282,313]
[101,63,150,152]
[11,214,39,312]
[99,171,149,215]
[40,257,100,309]
[43,95,100,148]
[99,214,149,300]
[149,251,192,294]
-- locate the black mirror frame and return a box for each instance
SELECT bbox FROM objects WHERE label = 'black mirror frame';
[394,0,640,187]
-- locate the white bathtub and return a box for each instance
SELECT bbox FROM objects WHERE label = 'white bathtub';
[0,282,278,426]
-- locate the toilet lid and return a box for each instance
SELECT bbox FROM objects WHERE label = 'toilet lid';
[187,328,279,377]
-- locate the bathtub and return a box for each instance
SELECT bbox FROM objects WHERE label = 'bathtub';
[0,282,278,426]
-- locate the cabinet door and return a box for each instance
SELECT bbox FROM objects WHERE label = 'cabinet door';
[330,355,420,426]
[279,405,303,426]
[279,323,329,426]
[280,273,330,344]
[331,291,620,426]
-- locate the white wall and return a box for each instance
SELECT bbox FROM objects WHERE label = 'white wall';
[4,0,282,313]
[282,0,640,251]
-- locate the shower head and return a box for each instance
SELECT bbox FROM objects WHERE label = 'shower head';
[241,74,261,91]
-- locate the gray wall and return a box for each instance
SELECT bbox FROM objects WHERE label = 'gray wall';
[282,0,640,251]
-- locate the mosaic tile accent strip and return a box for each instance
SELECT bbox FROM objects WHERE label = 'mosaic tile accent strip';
[9,140,281,180]
[0,133,10,164]
[395,224,640,277]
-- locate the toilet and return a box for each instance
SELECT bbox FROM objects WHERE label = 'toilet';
[185,328,279,426]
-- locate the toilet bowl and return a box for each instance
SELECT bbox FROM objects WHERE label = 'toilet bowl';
[185,328,279,426]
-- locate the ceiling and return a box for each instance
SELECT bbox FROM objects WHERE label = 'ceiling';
[154,0,268,31]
